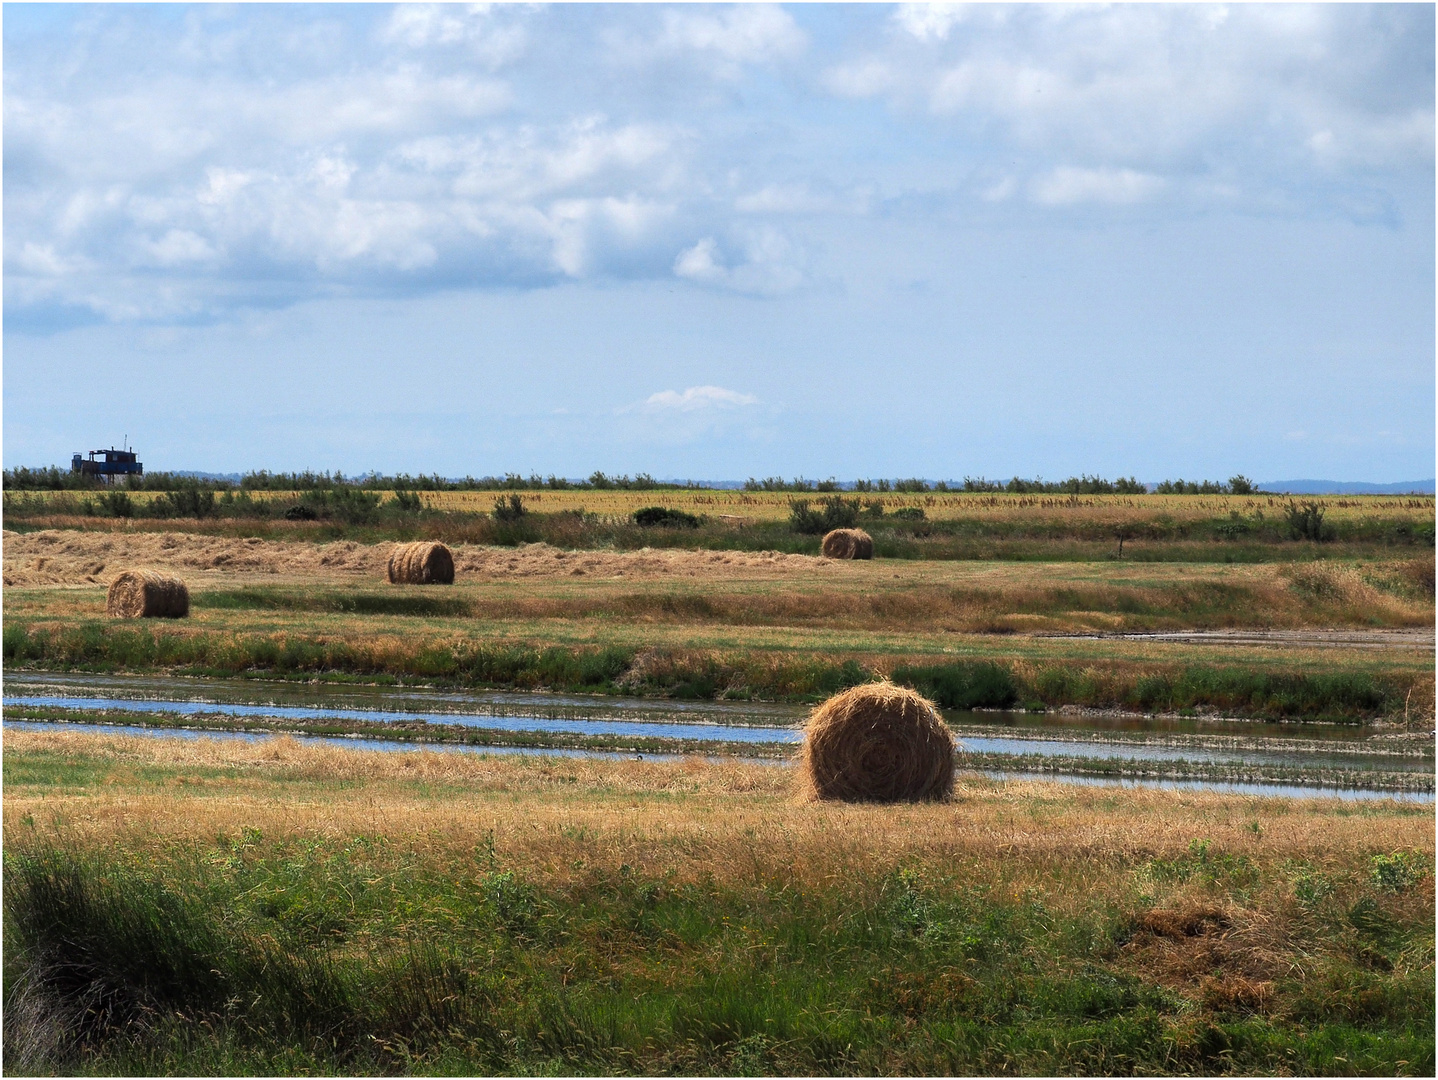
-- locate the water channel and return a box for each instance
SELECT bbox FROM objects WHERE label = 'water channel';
[4,672,1432,802]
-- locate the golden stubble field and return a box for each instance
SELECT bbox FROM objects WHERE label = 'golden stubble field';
[11,488,1435,525]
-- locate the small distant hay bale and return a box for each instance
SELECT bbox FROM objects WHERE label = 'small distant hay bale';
[387,541,455,585]
[106,570,189,619]
[800,682,954,803]
[821,528,873,560]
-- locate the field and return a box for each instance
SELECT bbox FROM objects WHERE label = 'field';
[3,496,1434,1074]
[3,528,1434,720]
[3,730,1433,1075]
[4,491,1434,564]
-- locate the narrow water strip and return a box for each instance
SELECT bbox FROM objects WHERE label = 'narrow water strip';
[4,720,1429,804]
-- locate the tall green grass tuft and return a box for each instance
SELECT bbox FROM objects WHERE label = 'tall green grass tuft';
[890,661,1020,709]
[3,834,1431,1075]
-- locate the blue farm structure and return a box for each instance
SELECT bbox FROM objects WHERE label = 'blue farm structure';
[72,446,143,482]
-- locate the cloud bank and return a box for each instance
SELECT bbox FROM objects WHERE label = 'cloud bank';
[4,3,1431,329]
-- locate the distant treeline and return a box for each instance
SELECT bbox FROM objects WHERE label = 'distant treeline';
[2,466,1256,496]
[0,468,687,493]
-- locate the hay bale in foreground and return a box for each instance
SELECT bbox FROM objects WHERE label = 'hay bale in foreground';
[387,541,455,585]
[106,570,190,619]
[821,528,873,560]
[800,682,954,802]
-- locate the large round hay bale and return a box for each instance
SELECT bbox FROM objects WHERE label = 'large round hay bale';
[106,570,190,619]
[387,541,455,585]
[800,682,954,802]
[821,528,873,559]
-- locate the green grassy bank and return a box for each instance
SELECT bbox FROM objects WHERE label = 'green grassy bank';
[5,826,1432,1076]
[4,620,1423,722]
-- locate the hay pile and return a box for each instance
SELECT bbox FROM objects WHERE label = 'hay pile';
[105,570,190,618]
[800,682,954,802]
[387,541,455,585]
[821,528,873,559]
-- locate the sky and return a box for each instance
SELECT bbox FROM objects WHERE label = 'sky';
[3,2,1434,482]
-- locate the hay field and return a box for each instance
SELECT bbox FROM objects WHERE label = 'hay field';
[3,729,1432,1074]
[408,488,1437,526]
[10,486,1434,526]
[4,530,1432,636]
[5,527,1433,719]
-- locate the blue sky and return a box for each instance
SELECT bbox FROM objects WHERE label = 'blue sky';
[4,2,1433,481]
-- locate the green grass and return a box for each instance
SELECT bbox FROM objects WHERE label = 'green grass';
[197,587,474,618]
[5,620,1423,721]
[5,835,1432,1075]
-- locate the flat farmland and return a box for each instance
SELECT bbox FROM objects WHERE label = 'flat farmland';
[9,486,1435,524]
[4,529,1433,719]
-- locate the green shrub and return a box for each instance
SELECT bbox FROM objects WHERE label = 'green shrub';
[97,490,134,518]
[1284,501,1332,542]
[392,490,424,514]
[151,480,216,519]
[633,506,701,528]
[790,496,860,535]
[492,494,527,522]
[1370,852,1428,893]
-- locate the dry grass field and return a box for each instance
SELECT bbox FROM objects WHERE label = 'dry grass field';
[5,528,1433,720]
[3,729,1432,1074]
[9,486,1435,527]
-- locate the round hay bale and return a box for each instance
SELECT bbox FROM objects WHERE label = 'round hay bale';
[800,682,954,802]
[821,528,873,560]
[387,541,455,585]
[106,570,190,619]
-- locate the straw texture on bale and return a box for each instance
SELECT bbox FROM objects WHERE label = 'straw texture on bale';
[105,570,190,619]
[821,528,873,560]
[387,541,455,585]
[800,682,954,802]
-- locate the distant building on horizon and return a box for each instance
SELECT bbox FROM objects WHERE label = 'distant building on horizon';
[72,446,143,482]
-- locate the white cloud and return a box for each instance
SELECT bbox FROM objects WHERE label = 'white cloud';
[656,4,805,68]
[381,3,529,67]
[641,386,760,411]
[4,2,1428,330]
[673,237,725,284]
[734,183,864,215]
[673,229,806,296]
[893,3,971,43]
[139,229,217,266]
[1029,166,1163,206]
[826,3,1434,195]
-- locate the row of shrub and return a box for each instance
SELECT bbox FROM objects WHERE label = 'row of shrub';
[4,622,1414,720]
[5,465,1275,496]
[0,467,693,493]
